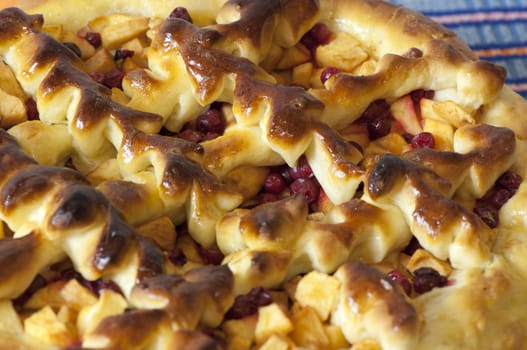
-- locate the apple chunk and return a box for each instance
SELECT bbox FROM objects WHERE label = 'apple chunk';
[390,95,422,135]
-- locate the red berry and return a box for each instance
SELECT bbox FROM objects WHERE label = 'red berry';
[197,246,224,265]
[90,69,125,89]
[355,99,392,141]
[301,23,333,52]
[288,156,314,180]
[114,49,135,61]
[497,171,522,192]
[84,31,102,48]
[368,115,392,140]
[488,188,513,209]
[102,69,125,89]
[264,172,287,194]
[225,287,273,320]
[196,109,225,134]
[169,7,193,23]
[320,66,341,84]
[289,178,320,204]
[410,132,435,149]
[412,267,448,294]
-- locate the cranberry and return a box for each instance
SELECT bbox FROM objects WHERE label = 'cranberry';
[225,287,273,320]
[368,114,392,140]
[264,172,287,194]
[90,69,125,89]
[301,23,333,53]
[289,177,320,204]
[287,156,314,180]
[387,269,412,296]
[196,109,225,134]
[355,99,392,140]
[497,171,522,192]
[320,66,341,84]
[410,132,435,149]
[101,69,125,89]
[168,7,193,23]
[63,42,82,57]
[84,31,102,48]
[489,188,513,208]
[197,246,224,265]
[167,248,187,266]
[25,97,39,120]
[114,49,135,61]
[412,267,448,294]
[89,71,105,84]
[277,165,293,185]
[474,171,522,228]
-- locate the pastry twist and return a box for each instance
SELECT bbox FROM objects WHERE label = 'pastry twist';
[0,7,242,247]
[217,194,410,295]
[124,5,363,205]
[367,124,516,268]
[0,127,235,348]
[217,123,515,299]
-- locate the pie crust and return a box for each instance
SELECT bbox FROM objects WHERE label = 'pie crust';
[0,0,526,349]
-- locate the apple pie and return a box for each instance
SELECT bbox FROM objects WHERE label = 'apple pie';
[0,0,526,349]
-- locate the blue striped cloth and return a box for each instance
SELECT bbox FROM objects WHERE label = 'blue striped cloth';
[390,0,527,99]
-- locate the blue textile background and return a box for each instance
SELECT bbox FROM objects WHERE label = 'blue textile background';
[390,0,527,99]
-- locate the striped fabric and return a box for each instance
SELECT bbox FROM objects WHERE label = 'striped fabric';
[391,0,527,99]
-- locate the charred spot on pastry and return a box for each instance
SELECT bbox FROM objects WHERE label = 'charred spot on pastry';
[367,154,408,198]
[0,233,40,282]
[339,261,418,331]
[2,167,87,214]
[93,212,136,271]
[48,185,106,229]
[136,236,166,281]
[0,7,43,41]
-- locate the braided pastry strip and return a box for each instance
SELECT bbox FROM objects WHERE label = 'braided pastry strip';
[217,194,410,295]
[124,4,363,205]
[310,0,506,129]
[288,252,525,349]
[0,128,236,348]
[217,123,515,298]
[0,1,524,346]
[367,124,516,268]
[0,8,242,247]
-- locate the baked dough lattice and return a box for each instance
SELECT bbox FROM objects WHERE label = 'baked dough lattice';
[0,0,527,349]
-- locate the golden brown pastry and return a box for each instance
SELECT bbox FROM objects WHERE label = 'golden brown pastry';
[0,0,526,349]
